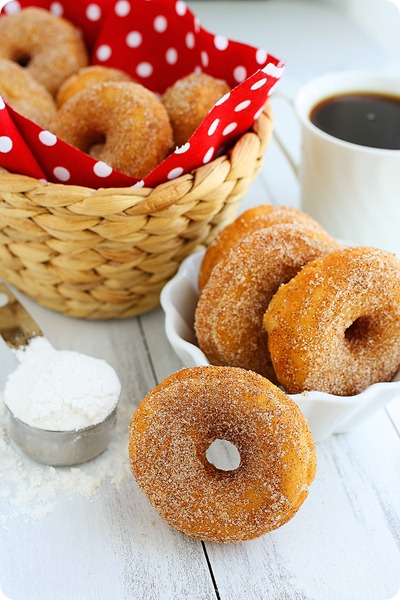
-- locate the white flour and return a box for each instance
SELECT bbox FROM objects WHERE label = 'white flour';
[4,337,121,431]
[0,392,133,527]
[0,337,131,527]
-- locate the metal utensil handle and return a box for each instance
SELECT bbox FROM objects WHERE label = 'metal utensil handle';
[0,282,43,350]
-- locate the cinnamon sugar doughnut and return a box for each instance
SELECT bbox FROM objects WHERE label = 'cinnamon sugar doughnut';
[199,205,329,291]
[129,366,316,543]
[54,81,174,179]
[0,7,88,95]
[57,66,133,108]
[0,59,56,129]
[195,223,341,382]
[162,72,230,146]
[264,246,400,396]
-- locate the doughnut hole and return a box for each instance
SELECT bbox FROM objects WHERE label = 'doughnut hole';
[85,133,106,158]
[345,315,373,346]
[206,439,241,471]
[15,53,31,67]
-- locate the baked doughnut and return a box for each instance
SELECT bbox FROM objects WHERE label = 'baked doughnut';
[199,205,329,291]
[57,66,133,108]
[264,246,400,396]
[0,59,56,129]
[129,366,316,543]
[0,7,88,95]
[195,223,341,382]
[53,81,174,179]
[162,72,230,146]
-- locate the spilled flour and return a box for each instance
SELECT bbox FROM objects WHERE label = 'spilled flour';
[0,393,133,528]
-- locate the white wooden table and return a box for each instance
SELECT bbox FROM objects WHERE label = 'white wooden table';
[1,1,400,599]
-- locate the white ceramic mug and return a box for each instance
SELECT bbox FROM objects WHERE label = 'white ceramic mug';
[294,71,400,254]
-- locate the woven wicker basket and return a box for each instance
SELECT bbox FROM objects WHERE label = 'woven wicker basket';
[0,103,273,319]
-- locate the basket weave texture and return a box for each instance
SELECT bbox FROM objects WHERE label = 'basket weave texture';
[0,104,273,319]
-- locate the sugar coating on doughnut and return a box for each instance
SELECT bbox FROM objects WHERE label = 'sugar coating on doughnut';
[54,81,174,179]
[264,246,400,396]
[195,223,341,382]
[0,58,56,129]
[56,66,133,108]
[0,7,88,95]
[198,205,330,291]
[162,72,230,146]
[129,366,317,543]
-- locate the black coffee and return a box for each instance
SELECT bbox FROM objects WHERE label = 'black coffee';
[310,92,400,149]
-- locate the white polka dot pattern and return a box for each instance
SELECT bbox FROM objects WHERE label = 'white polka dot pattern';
[86,3,101,21]
[115,0,131,17]
[0,136,13,153]
[136,62,153,77]
[93,161,113,177]
[167,167,184,180]
[126,30,142,48]
[50,1,63,16]
[208,119,219,136]
[96,44,112,61]
[154,15,167,32]
[3,1,21,14]
[53,166,70,182]
[0,0,283,188]
[39,131,57,147]
[233,66,247,83]
[174,142,190,154]
[214,35,228,51]
[203,147,214,164]
[165,48,178,65]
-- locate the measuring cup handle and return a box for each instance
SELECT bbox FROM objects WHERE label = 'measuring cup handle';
[0,281,43,350]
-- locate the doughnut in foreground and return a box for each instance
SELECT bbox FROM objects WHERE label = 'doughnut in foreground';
[54,81,174,179]
[162,72,230,146]
[0,7,88,95]
[198,205,330,291]
[129,366,317,543]
[264,246,400,396]
[0,59,56,129]
[195,223,341,382]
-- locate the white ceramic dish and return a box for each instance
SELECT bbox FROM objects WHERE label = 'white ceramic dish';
[160,250,400,442]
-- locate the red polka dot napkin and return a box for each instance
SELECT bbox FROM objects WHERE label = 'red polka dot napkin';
[0,0,284,188]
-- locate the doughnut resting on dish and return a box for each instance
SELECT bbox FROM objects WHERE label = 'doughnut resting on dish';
[195,223,341,382]
[264,246,400,396]
[198,204,330,291]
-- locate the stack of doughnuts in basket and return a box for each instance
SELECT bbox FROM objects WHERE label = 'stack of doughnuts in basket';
[195,204,400,397]
[0,6,231,179]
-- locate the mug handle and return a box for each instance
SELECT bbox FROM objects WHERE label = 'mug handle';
[271,91,301,178]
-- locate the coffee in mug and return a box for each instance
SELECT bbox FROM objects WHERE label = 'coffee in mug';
[310,92,400,150]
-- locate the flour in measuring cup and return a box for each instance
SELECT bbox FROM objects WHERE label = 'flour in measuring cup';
[4,336,121,431]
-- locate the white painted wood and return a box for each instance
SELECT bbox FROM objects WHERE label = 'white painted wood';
[1,2,400,600]
[205,411,400,600]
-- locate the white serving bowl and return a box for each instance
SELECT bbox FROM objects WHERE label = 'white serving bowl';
[160,250,400,443]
